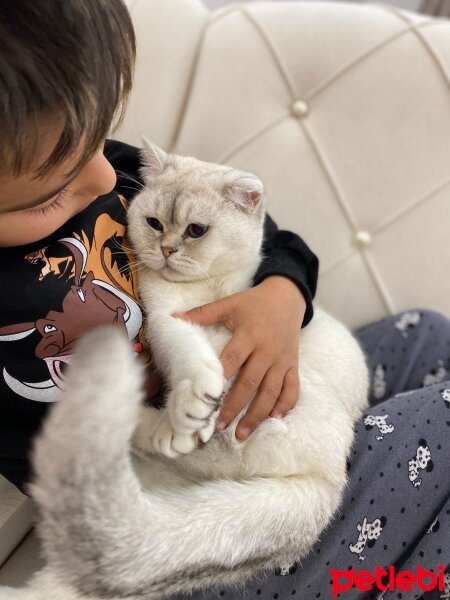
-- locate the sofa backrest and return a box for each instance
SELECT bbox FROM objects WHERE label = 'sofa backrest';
[116,0,450,328]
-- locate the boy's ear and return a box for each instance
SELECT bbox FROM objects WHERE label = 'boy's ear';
[140,135,169,178]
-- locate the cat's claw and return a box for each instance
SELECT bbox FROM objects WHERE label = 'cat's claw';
[198,408,221,443]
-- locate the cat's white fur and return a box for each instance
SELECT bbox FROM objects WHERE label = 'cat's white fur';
[0,144,369,600]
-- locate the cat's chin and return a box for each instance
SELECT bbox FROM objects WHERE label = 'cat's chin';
[159,264,190,282]
[158,264,209,283]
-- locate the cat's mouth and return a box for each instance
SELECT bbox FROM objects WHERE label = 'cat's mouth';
[162,262,176,272]
[160,262,195,282]
[160,262,182,278]
[163,255,186,273]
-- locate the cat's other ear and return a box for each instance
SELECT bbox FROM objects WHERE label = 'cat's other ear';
[140,135,169,179]
[222,171,263,213]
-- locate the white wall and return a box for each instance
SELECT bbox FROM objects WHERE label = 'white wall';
[203,0,422,12]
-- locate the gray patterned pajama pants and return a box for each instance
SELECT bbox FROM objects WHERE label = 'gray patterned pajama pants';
[170,309,450,600]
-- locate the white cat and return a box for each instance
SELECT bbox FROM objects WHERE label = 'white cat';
[1,144,369,600]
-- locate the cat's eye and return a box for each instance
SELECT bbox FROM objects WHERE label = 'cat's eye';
[186,223,208,238]
[147,217,163,231]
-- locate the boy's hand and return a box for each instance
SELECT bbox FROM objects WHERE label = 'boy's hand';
[171,276,305,440]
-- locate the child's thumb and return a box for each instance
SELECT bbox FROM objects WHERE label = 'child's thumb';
[171,297,230,326]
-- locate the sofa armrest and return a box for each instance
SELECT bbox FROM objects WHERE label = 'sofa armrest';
[0,476,35,569]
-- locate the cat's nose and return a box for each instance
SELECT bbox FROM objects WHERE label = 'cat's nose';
[161,246,177,259]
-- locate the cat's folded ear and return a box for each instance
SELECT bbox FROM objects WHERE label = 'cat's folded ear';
[140,135,170,179]
[222,171,264,213]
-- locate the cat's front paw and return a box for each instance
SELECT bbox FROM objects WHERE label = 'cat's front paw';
[150,412,198,459]
[169,358,226,449]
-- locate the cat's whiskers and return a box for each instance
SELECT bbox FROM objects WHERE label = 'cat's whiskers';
[121,185,143,194]
[110,237,137,257]
[108,236,129,251]
[115,170,144,190]
[118,260,146,275]
[97,237,145,275]
[109,246,132,258]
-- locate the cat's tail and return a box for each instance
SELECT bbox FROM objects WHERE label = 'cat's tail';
[25,327,343,600]
[26,326,146,599]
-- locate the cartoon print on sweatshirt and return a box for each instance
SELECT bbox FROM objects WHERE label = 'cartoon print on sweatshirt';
[394,310,421,337]
[348,515,387,561]
[440,388,450,409]
[364,413,395,441]
[408,439,433,488]
[373,364,387,400]
[25,247,75,282]
[0,200,144,402]
[422,359,448,387]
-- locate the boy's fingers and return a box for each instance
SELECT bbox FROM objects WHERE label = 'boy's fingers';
[171,296,234,328]
[235,365,285,440]
[218,332,254,381]
[269,366,300,418]
[216,351,269,429]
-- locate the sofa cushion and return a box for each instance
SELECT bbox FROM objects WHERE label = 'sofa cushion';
[119,0,208,150]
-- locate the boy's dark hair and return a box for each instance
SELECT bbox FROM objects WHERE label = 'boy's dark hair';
[0,0,136,178]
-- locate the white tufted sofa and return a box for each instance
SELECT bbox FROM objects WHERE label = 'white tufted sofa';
[117,0,450,329]
[1,0,450,588]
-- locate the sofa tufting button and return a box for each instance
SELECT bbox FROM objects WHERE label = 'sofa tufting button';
[353,230,372,249]
[291,99,309,118]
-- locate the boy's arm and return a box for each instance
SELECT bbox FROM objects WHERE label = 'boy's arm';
[253,213,318,327]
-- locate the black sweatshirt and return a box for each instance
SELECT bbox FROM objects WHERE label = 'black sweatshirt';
[0,139,319,492]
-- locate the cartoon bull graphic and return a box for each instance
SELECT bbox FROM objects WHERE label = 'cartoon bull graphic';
[0,235,142,402]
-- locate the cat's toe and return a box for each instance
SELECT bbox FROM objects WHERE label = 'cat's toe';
[185,395,215,420]
[170,380,210,427]
[196,359,225,400]
[198,409,220,444]
[171,378,222,429]
[171,432,198,455]
[153,434,179,459]
[151,416,181,459]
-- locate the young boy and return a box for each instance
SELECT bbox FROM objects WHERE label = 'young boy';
[0,0,318,493]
